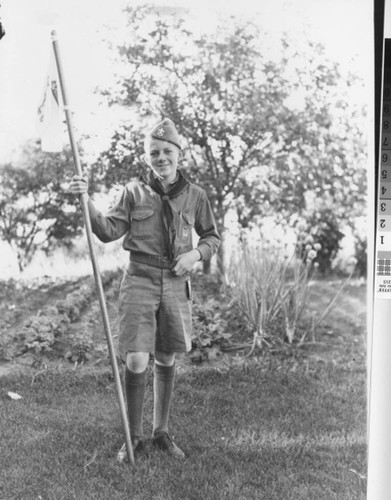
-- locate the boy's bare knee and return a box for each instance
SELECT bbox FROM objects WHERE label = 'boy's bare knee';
[126,352,149,372]
[155,350,175,366]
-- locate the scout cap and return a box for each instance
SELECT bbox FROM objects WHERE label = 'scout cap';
[145,118,182,150]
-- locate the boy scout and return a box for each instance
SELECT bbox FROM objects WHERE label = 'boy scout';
[70,118,220,461]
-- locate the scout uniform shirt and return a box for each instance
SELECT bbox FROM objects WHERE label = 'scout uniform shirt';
[87,173,220,264]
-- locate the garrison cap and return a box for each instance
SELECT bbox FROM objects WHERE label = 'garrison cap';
[145,118,182,150]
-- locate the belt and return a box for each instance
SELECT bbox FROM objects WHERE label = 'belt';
[130,251,174,270]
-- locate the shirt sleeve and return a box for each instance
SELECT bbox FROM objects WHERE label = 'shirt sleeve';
[87,188,131,243]
[194,189,221,261]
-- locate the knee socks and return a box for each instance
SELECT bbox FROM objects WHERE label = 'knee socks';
[152,361,176,438]
[124,362,176,440]
[124,367,146,440]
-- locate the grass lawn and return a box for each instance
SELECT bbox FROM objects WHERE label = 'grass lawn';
[0,347,366,499]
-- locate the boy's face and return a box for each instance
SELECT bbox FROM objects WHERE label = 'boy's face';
[145,138,181,184]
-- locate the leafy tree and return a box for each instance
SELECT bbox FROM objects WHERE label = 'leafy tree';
[95,6,367,272]
[0,141,83,271]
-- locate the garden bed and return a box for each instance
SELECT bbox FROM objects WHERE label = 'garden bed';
[0,272,367,498]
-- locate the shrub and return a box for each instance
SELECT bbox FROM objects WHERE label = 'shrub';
[298,208,345,274]
[353,231,367,278]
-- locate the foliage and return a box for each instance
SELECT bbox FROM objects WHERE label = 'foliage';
[297,208,345,274]
[18,307,70,355]
[190,294,233,362]
[225,222,349,352]
[352,229,367,278]
[0,141,83,271]
[0,271,118,362]
[95,6,367,272]
[64,330,94,364]
[55,285,93,322]
[189,214,354,358]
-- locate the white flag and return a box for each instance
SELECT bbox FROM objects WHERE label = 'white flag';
[37,46,64,152]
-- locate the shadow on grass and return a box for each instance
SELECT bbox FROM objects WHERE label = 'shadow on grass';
[0,357,366,500]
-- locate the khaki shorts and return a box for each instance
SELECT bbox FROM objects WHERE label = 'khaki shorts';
[117,261,192,360]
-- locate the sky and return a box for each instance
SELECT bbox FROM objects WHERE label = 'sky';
[0,0,372,163]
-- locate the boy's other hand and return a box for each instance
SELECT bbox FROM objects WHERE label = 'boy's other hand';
[172,249,200,276]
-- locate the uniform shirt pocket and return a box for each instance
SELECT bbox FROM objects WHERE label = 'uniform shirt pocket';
[180,211,195,243]
[130,206,154,239]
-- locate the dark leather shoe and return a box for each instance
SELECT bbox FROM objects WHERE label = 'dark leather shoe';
[152,433,185,459]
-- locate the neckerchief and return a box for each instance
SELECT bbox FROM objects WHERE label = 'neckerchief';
[141,170,190,260]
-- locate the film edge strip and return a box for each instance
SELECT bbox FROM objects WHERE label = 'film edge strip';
[376,38,391,295]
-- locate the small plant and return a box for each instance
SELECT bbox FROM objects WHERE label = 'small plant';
[64,334,94,364]
[281,232,321,343]
[226,221,350,353]
[16,307,70,355]
[226,228,288,353]
[189,288,233,362]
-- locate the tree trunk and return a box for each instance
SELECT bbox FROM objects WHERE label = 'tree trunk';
[216,241,225,278]
[17,253,25,273]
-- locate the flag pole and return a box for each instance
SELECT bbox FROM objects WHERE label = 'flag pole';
[50,29,135,467]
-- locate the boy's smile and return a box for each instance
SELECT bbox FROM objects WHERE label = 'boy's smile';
[145,138,181,185]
